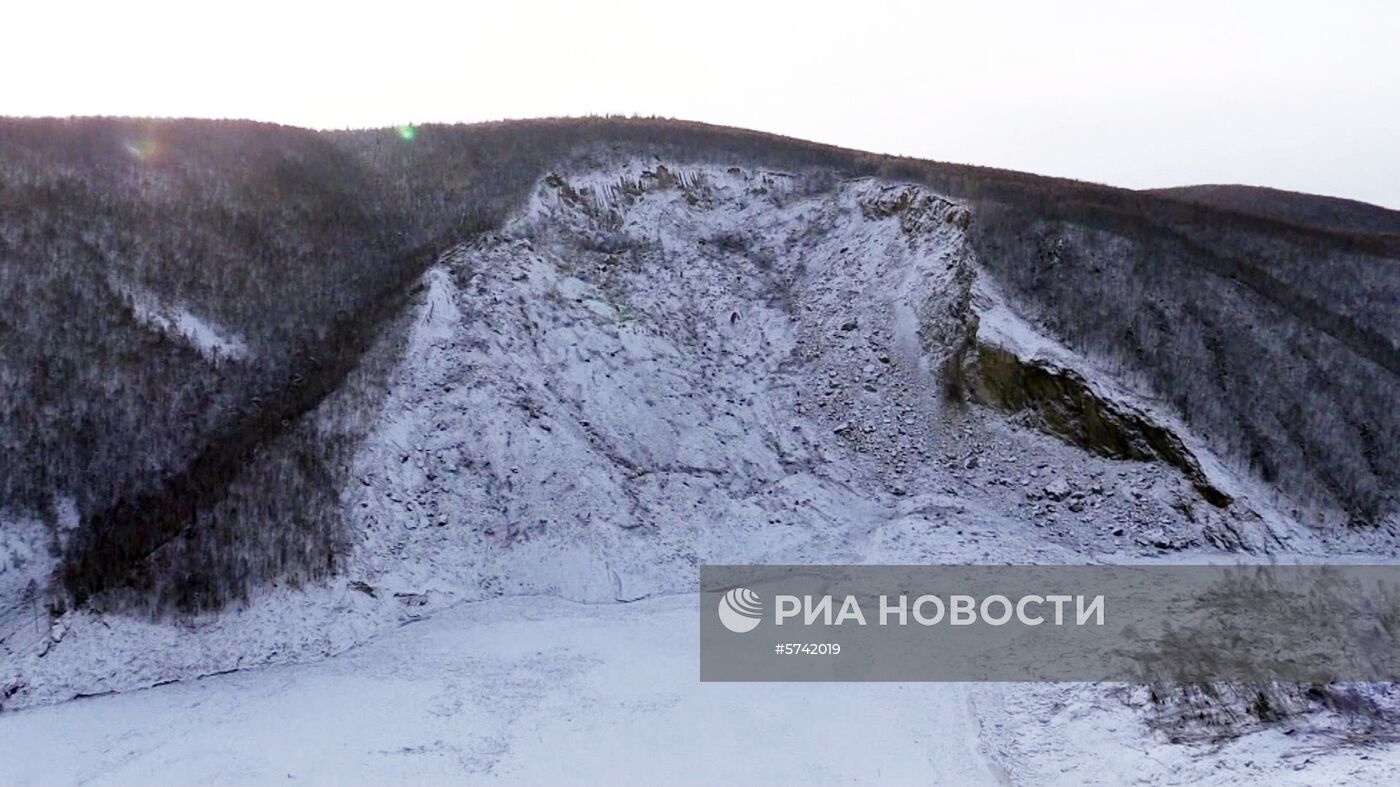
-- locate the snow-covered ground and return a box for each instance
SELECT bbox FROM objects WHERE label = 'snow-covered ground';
[979,681,1400,785]
[0,594,1008,785]
[3,592,1397,785]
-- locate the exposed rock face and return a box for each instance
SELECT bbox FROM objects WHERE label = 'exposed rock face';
[967,343,1232,507]
[967,208,1399,527]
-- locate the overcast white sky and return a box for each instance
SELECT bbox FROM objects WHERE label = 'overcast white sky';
[6,0,1399,208]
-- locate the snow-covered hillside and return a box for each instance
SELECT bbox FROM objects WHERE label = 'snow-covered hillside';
[116,281,250,361]
[2,159,1393,783]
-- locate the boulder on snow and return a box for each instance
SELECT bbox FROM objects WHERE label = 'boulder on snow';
[1043,479,1071,501]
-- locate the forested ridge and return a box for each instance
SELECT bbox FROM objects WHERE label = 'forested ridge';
[1149,183,1400,237]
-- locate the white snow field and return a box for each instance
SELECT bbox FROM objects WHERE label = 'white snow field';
[3,160,1397,784]
[0,594,1008,786]
[4,592,1399,785]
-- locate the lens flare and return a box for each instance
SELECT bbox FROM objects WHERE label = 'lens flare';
[124,137,160,161]
[396,125,416,141]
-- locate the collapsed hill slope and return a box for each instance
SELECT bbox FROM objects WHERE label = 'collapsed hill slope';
[2,154,1386,708]
[0,118,1398,708]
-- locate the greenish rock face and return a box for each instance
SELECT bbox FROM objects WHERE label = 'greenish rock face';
[968,344,1232,508]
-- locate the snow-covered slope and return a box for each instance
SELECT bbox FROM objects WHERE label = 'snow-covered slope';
[334,161,1312,601]
[2,160,1316,699]
[116,280,251,361]
[3,159,1390,783]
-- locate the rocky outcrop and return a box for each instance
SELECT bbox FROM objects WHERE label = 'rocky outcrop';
[966,343,1232,507]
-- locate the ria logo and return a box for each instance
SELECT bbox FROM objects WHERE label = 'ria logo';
[717,587,763,633]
